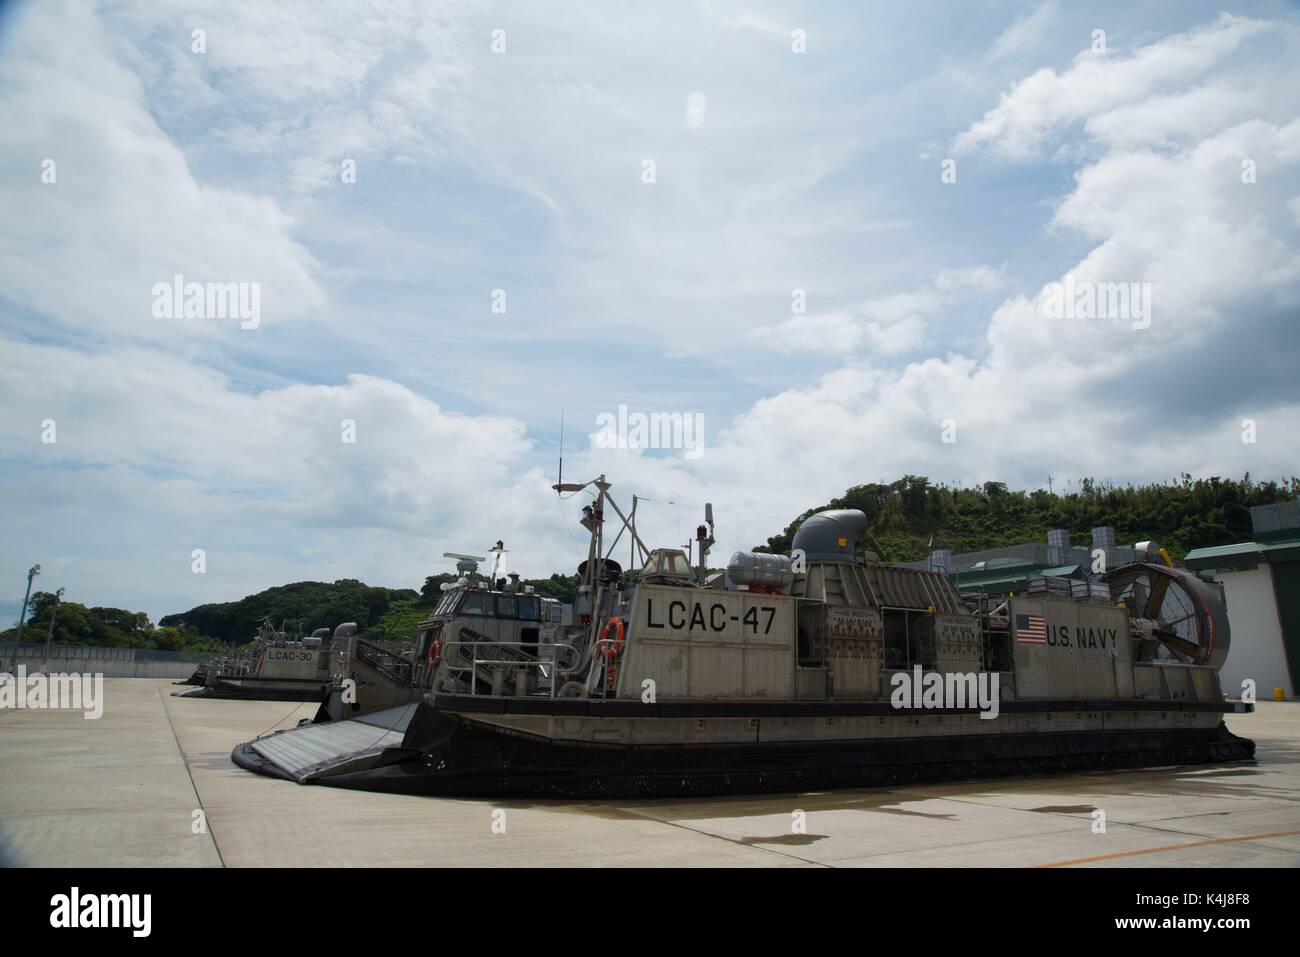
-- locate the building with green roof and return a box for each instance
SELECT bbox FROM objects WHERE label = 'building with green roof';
[1183,500,1300,700]
[901,527,1136,597]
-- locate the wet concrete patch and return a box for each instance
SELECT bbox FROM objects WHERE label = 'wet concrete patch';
[739,834,829,846]
[877,806,958,820]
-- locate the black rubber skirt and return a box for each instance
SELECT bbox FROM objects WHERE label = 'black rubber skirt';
[250,700,1256,799]
[177,681,326,702]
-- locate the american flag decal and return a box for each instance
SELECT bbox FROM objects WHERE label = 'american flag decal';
[1016,613,1047,644]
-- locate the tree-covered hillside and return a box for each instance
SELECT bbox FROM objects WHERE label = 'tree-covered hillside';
[157,573,584,648]
[0,591,225,653]
[754,474,1298,563]
[157,579,421,645]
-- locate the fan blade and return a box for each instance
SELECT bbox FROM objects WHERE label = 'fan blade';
[1152,628,1200,659]
[1159,610,1199,629]
[1144,574,1171,620]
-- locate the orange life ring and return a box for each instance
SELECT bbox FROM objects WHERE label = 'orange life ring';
[426,636,442,667]
[596,617,625,658]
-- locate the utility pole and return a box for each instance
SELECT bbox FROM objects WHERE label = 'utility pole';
[10,563,41,672]
[41,587,65,674]
[1047,475,1054,495]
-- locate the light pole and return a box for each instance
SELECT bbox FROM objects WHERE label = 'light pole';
[11,564,41,672]
[41,587,65,675]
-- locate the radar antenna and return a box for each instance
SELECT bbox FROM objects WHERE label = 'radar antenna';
[442,551,486,578]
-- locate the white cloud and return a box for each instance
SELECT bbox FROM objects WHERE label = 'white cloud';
[714,15,1300,534]
[0,338,547,618]
[0,341,529,519]
[1083,83,1255,150]
[954,14,1268,158]
[0,0,325,344]
[990,2,1059,60]
[754,266,1005,358]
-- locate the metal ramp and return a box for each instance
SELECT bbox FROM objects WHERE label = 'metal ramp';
[246,705,419,783]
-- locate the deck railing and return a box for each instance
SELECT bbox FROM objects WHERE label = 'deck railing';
[443,638,580,697]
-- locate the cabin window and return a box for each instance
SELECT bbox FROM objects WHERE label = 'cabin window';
[666,553,693,576]
[516,596,540,621]
[497,595,518,619]
[459,593,490,616]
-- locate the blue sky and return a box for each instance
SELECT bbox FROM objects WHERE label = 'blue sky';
[1,0,1298,624]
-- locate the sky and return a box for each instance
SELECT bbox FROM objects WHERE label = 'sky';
[1,0,1298,624]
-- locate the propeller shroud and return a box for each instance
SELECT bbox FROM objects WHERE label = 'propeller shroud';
[1103,563,1230,670]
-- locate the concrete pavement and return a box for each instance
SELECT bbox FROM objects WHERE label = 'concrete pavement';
[1,678,1296,867]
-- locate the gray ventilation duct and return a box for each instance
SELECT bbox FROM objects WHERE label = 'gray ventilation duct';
[1047,528,1071,565]
[728,551,795,590]
[791,509,869,563]
[929,548,953,574]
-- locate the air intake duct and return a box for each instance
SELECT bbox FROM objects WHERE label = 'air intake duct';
[791,509,869,563]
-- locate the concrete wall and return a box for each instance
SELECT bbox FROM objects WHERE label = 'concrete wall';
[1,644,204,679]
[1217,566,1294,699]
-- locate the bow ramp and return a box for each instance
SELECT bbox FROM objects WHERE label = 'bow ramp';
[231,705,418,784]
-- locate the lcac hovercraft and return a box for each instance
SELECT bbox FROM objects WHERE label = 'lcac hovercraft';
[232,475,1253,798]
[179,619,348,701]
